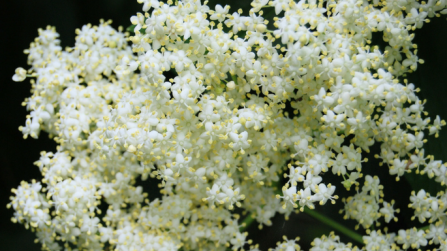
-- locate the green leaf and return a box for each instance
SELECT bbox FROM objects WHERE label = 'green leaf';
[127,24,136,34]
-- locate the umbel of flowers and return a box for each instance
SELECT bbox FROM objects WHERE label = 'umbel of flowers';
[8,0,447,250]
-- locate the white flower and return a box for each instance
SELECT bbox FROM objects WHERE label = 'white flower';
[230,232,248,250]
[137,0,159,12]
[396,228,428,249]
[429,115,445,137]
[229,131,250,153]
[130,12,145,32]
[405,8,428,29]
[12,67,27,82]
[225,12,248,33]
[313,184,336,205]
[297,187,316,209]
[380,201,398,223]
[425,223,447,245]
[210,4,229,23]
[321,110,346,130]
[363,230,395,251]
[331,153,349,176]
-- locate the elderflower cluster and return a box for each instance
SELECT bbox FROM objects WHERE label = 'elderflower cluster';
[8,0,447,250]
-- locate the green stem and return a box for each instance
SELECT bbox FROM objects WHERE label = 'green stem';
[418,224,431,231]
[239,213,255,232]
[231,74,238,85]
[303,207,364,245]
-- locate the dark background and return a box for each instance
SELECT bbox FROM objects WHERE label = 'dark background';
[1,1,447,250]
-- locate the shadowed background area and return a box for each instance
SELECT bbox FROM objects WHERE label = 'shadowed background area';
[1,1,447,250]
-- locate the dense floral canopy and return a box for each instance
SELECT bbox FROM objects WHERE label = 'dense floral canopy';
[8,0,447,250]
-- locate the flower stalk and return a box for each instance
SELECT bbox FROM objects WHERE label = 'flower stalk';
[303,207,364,245]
